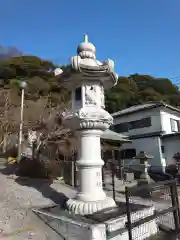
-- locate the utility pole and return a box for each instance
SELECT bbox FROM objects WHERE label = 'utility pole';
[17,81,27,162]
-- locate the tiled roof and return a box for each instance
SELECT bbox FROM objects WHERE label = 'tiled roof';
[112,101,180,117]
[101,129,130,142]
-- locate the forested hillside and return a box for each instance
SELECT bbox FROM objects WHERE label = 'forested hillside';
[106,74,180,113]
[0,55,69,137]
[0,55,179,137]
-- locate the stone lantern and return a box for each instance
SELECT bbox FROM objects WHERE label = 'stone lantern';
[134,151,153,185]
[55,35,118,215]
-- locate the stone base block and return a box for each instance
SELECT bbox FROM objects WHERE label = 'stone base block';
[66,196,116,215]
[32,203,158,240]
[32,205,106,240]
[104,205,158,240]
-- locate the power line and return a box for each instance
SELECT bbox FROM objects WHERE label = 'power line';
[169,76,180,80]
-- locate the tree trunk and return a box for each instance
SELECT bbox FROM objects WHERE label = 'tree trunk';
[3,134,7,153]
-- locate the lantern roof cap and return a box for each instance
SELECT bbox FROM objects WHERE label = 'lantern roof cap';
[54,35,118,89]
[77,34,96,59]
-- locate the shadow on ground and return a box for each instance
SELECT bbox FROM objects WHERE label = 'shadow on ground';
[0,160,69,208]
[149,231,179,240]
[15,177,69,208]
[0,163,18,175]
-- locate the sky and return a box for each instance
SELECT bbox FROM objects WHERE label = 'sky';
[0,0,180,82]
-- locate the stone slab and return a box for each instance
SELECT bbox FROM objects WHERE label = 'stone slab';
[32,205,106,240]
[32,202,158,240]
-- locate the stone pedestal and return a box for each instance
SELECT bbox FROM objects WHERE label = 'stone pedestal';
[66,128,116,215]
[75,130,105,201]
[67,197,116,215]
[138,161,151,185]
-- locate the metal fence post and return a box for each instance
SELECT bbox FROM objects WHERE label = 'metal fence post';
[102,166,105,188]
[71,159,75,187]
[32,141,36,160]
[111,162,116,201]
[170,181,180,232]
[174,181,180,226]
[125,186,133,240]
[73,158,76,187]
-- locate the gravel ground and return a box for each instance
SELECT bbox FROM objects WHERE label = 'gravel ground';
[0,173,76,239]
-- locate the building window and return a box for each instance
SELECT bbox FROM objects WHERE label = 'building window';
[103,150,120,161]
[170,118,179,132]
[113,117,151,133]
[161,145,165,158]
[114,123,129,133]
[114,150,120,160]
[161,146,165,154]
[75,87,82,101]
[129,117,151,130]
[104,151,112,160]
[120,149,136,159]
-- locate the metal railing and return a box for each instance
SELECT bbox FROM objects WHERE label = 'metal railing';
[125,180,180,240]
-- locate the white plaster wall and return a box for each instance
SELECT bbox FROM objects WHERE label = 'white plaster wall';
[113,107,180,170]
[113,109,161,136]
[160,109,180,134]
[120,137,165,170]
[114,107,180,136]
[162,137,180,165]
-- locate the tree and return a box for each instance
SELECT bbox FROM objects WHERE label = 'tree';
[0,55,70,153]
[105,74,180,112]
